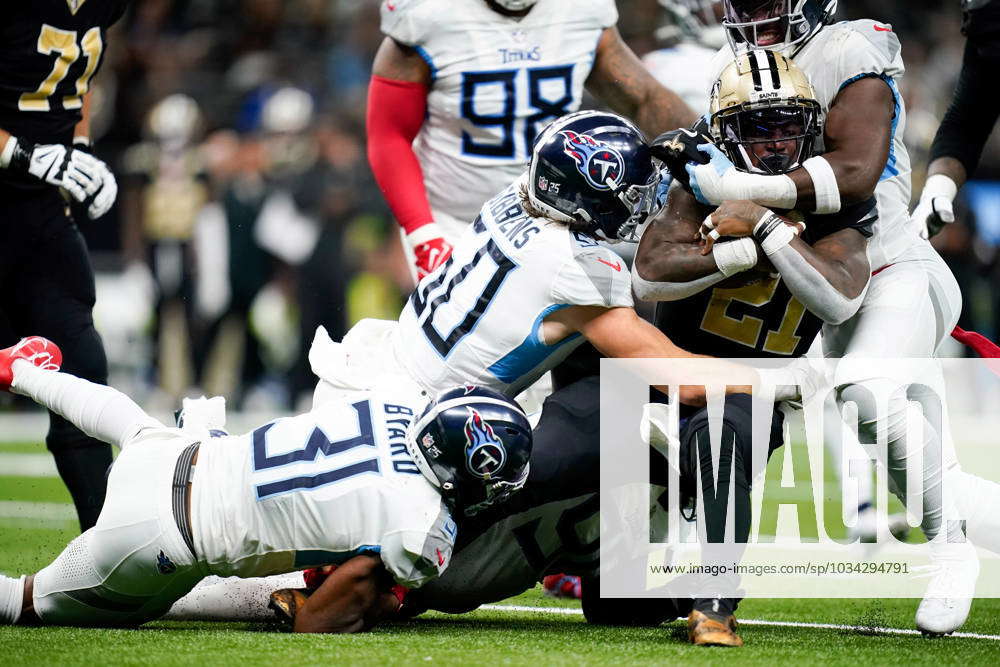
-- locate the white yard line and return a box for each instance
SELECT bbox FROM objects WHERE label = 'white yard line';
[480,604,1000,641]
[0,453,58,477]
[0,500,76,526]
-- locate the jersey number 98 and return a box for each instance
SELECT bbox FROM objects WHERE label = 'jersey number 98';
[460,65,574,160]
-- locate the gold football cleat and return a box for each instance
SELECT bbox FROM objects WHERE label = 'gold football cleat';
[687,609,744,647]
[268,588,310,624]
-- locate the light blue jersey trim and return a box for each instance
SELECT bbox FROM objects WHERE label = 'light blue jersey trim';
[838,73,900,181]
[487,304,580,383]
[414,45,437,83]
[293,545,381,568]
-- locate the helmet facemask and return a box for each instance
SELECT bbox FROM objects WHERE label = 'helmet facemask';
[722,0,836,51]
[407,389,532,518]
[527,111,663,243]
[607,168,665,242]
[714,101,820,175]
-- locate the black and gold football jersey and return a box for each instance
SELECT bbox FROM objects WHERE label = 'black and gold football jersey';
[655,198,878,359]
[0,1,129,146]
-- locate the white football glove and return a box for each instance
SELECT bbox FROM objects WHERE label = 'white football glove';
[911,174,957,240]
[17,142,118,219]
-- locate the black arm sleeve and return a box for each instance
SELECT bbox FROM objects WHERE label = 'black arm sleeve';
[928,7,1000,176]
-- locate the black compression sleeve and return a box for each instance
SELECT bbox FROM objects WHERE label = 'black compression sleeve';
[928,38,1000,176]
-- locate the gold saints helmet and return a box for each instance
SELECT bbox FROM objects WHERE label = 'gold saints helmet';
[709,50,822,175]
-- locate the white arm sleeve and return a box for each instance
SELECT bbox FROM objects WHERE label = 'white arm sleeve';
[764,245,868,325]
[630,260,728,302]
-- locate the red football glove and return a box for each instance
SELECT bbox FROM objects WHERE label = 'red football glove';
[407,223,454,280]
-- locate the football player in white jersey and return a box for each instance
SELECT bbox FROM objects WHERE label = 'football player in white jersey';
[376,110,789,406]
[644,1,727,113]
[655,0,984,636]
[367,0,696,280]
[167,377,690,635]
[0,337,532,633]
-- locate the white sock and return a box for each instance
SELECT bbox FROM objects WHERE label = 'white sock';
[163,573,305,621]
[0,575,25,625]
[10,361,162,448]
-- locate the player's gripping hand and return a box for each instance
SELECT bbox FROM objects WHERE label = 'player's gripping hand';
[911,174,957,240]
[685,143,737,205]
[686,143,798,209]
[649,116,713,190]
[6,139,118,219]
[407,222,454,280]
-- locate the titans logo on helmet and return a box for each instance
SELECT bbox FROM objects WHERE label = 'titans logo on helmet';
[560,130,624,191]
[463,408,507,480]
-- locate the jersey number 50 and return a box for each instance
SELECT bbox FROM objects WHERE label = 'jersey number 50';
[460,65,574,159]
[20,24,104,112]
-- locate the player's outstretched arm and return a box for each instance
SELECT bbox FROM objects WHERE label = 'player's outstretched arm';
[632,186,764,302]
[585,26,696,138]
[700,201,871,325]
[367,38,453,279]
[292,554,399,634]
[544,305,752,405]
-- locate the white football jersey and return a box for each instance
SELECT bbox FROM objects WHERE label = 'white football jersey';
[392,180,633,398]
[708,19,914,270]
[381,0,617,226]
[643,42,717,115]
[190,390,456,589]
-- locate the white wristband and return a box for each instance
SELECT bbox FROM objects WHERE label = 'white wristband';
[0,136,18,169]
[713,237,759,277]
[802,156,841,214]
[921,173,958,203]
[753,211,796,256]
[729,172,797,209]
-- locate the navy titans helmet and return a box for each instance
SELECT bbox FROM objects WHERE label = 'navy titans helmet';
[408,386,532,517]
[527,110,663,242]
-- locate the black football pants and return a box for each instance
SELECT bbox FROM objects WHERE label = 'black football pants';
[0,185,112,531]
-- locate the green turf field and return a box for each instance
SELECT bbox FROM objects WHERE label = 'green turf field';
[2,441,998,665]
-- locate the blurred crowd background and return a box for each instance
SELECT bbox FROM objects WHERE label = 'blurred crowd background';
[10,0,996,414]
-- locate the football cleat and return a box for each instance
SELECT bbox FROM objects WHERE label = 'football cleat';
[848,506,911,544]
[269,588,310,625]
[688,609,744,647]
[916,541,979,636]
[542,574,582,600]
[0,337,63,390]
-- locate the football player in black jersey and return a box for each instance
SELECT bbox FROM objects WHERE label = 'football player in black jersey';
[0,1,130,530]
[634,51,875,646]
[911,0,1000,239]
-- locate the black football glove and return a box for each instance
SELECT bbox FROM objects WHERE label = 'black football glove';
[649,116,714,191]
